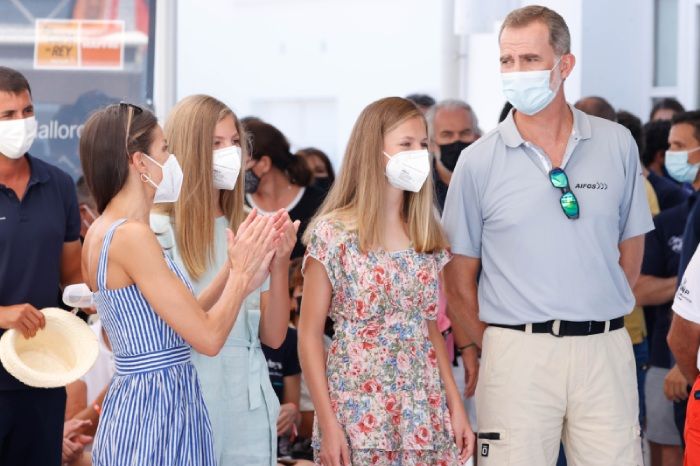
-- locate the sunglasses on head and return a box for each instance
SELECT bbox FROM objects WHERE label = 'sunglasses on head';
[117,102,144,155]
[549,167,579,220]
[119,101,143,115]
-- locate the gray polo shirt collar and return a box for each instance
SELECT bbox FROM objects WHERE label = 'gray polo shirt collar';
[498,105,592,149]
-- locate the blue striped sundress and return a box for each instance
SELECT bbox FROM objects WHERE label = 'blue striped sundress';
[91,219,216,466]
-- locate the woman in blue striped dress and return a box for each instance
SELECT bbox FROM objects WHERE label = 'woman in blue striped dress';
[78,103,283,466]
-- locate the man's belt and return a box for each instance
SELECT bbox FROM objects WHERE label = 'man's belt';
[489,317,624,337]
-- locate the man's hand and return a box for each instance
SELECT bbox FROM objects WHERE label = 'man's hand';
[664,365,689,402]
[0,304,45,338]
[461,345,479,398]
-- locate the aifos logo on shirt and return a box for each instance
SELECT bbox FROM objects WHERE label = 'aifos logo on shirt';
[574,181,608,190]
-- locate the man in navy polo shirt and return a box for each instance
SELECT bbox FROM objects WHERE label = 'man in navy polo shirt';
[0,67,82,465]
[635,182,695,462]
[656,110,700,450]
[642,119,690,212]
[668,112,700,287]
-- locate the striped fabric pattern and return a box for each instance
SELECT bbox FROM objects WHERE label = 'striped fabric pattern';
[91,219,216,466]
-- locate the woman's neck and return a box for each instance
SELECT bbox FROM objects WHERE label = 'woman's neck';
[383,183,404,223]
[103,178,154,223]
[213,188,224,217]
[379,183,410,251]
[251,168,300,211]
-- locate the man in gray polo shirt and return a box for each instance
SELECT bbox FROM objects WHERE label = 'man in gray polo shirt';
[442,5,653,465]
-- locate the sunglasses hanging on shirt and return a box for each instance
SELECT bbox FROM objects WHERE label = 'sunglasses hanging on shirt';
[549,168,579,220]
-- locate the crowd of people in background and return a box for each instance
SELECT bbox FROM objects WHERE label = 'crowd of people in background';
[5,4,700,466]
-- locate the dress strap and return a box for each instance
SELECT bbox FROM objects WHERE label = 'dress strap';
[96,218,128,291]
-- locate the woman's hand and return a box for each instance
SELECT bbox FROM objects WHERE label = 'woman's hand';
[62,419,93,464]
[318,420,352,466]
[271,212,300,270]
[450,402,475,464]
[226,209,278,294]
[277,402,300,436]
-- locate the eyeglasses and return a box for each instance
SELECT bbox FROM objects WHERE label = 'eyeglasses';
[549,168,579,219]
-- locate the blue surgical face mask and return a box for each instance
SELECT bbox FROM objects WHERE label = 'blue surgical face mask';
[500,57,563,116]
[665,147,700,183]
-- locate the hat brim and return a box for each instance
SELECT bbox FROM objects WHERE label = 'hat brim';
[0,308,99,388]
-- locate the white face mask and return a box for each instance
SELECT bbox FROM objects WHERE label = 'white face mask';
[62,283,94,308]
[0,116,38,159]
[501,57,563,116]
[143,153,183,203]
[212,145,242,190]
[383,149,430,192]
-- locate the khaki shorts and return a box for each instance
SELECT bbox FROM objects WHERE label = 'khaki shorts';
[476,326,643,466]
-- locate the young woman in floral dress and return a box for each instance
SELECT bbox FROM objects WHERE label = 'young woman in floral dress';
[298,97,474,466]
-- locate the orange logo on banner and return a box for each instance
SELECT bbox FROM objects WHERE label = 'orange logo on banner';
[34,20,124,70]
[80,21,123,68]
[35,20,79,68]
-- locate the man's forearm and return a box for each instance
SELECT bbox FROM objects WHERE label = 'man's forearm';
[445,284,485,347]
[668,314,700,383]
[619,235,645,288]
[634,275,677,306]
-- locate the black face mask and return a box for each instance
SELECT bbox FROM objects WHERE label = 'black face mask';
[438,141,472,172]
[313,176,332,192]
[245,170,261,194]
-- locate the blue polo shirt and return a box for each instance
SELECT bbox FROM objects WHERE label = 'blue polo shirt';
[642,194,693,368]
[0,154,80,390]
[680,194,700,281]
[647,170,689,212]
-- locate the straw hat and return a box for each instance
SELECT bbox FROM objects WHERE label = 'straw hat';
[0,308,99,388]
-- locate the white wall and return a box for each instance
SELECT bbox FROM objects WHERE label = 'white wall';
[176,0,445,169]
[579,0,654,120]
[173,0,693,168]
[461,0,656,127]
[461,0,584,133]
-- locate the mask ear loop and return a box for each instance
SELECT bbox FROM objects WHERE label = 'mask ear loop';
[550,56,564,90]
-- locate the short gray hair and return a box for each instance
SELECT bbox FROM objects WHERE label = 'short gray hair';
[499,5,571,56]
[426,99,481,140]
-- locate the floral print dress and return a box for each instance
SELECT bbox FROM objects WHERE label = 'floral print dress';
[304,219,461,466]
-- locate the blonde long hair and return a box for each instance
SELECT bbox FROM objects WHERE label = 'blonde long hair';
[305,97,448,253]
[159,94,247,280]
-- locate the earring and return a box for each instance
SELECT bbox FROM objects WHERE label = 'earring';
[140,172,149,183]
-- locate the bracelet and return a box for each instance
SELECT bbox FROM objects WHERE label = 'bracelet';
[458,342,477,352]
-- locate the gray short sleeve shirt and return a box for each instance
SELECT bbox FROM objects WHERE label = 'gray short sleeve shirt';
[442,106,654,325]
